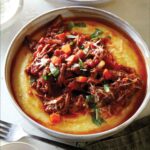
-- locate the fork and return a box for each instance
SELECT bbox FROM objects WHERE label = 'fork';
[0,120,84,150]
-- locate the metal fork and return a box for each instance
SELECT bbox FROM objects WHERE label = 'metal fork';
[0,120,84,150]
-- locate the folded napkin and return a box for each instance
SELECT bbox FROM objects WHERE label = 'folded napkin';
[77,115,150,150]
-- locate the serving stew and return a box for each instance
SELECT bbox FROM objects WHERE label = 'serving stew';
[12,15,147,134]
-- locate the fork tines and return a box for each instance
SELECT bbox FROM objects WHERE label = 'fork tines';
[0,120,12,127]
[0,120,12,140]
[0,126,9,132]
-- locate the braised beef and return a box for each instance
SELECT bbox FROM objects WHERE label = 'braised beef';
[25,15,142,117]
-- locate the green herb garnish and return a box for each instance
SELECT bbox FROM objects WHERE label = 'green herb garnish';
[86,95,94,103]
[42,74,51,80]
[67,22,86,30]
[107,35,111,39]
[67,22,74,30]
[91,28,103,39]
[67,35,78,39]
[85,94,105,126]
[49,63,60,77]
[74,22,86,27]
[92,107,105,126]
[79,58,84,69]
[43,75,48,80]
[103,84,110,92]
[30,76,36,83]
[57,26,65,34]
[80,45,85,49]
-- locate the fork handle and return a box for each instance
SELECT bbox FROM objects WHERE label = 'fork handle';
[29,135,84,150]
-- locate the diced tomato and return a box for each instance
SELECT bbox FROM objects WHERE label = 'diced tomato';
[103,69,112,80]
[50,113,61,124]
[114,63,121,70]
[54,49,62,56]
[56,33,66,41]
[51,56,61,66]
[76,50,85,59]
[38,37,45,44]
[66,55,77,66]
[101,37,111,45]
[85,59,98,68]
[84,34,90,40]
[87,77,98,84]
[33,44,44,57]
[68,81,78,91]
[105,56,121,70]
[76,76,88,83]
[37,44,44,51]
[77,36,85,46]
[43,37,51,44]
[93,59,99,66]
[90,43,96,49]
[61,54,68,60]
[85,59,93,68]
[33,51,38,58]
[61,44,71,54]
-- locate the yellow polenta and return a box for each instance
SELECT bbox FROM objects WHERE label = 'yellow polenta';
[12,19,146,134]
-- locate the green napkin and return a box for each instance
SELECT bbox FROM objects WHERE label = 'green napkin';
[77,115,150,150]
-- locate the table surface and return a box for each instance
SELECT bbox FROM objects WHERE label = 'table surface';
[0,0,150,149]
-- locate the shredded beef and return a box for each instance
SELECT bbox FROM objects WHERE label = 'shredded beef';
[25,15,143,117]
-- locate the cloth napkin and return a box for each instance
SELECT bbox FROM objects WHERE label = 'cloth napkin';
[77,115,150,150]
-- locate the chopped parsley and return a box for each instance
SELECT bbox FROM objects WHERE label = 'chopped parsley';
[74,22,86,27]
[49,63,59,77]
[92,107,105,126]
[67,22,86,30]
[80,45,85,50]
[57,26,65,34]
[103,84,110,92]
[85,94,105,126]
[86,95,94,103]
[67,22,74,30]
[91,28,103,39]
[79,58,84,69]
[106,35,111,39]
[30,76,36,83]
[42,74,51,80]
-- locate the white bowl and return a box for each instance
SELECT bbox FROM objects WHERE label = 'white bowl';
[1,142,38,150]
[0,0,23,31]
[4,6,150,142]
[58,0,111,4]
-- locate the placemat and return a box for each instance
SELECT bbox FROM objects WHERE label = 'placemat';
[77,115,150,150]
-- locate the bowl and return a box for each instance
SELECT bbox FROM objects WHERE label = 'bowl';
[58,0,111,5]
[1,142,38,150]
[0,0,23,31]
[4,6,150,142]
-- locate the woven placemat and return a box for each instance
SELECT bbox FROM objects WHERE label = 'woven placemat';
[77,115,150,150]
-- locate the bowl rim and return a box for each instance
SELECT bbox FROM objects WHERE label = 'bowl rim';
[4,6,150,140]
[0,0,23,31]
[65,0,110,3]
[1,142,38,150]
